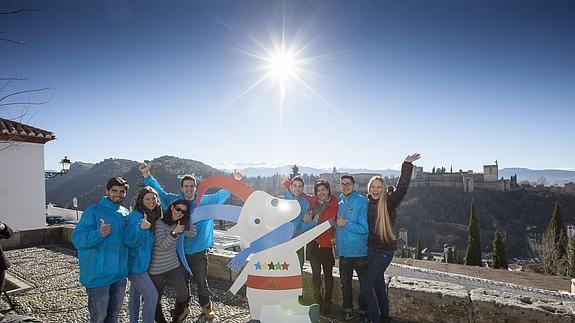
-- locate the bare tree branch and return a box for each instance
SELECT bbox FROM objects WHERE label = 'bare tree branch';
[0,87,52,105]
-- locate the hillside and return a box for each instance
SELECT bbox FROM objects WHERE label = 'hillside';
[45,156,224,209]
[395,187,575,258]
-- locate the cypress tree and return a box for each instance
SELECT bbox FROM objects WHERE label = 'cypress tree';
[542,201,569,275]
[549,201,568,259]
[416,237,423,260]
[569,237,575,277]
[492,230,508,269]
[465,198,482,266]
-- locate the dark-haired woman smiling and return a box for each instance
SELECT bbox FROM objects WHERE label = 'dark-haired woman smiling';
[149,199,190,323]
[125,187,162,323]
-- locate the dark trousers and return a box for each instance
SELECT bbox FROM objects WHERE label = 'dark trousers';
[362,248,394,321]
[185,250,210,307]
[308,243,335,305]
[297,247,305,270]
[150,267,189,304]
[339,256,368,313]
[0,270,5,295]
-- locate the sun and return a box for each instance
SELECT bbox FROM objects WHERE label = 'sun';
[218,14,340,115]
[268,50,297,80]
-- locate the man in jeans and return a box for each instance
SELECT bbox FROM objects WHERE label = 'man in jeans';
[283,175,311,269]
[139,162,240,319]
[72,177,130,323]
[335,175,369,321]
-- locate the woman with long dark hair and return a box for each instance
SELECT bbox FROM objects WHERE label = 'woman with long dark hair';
[125,187,162,323]
[148,199,190,323]
[301,179,338,315]
[361,153,420,323]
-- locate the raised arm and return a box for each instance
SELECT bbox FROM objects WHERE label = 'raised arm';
[389,153,419,206]
[139,162,180,207]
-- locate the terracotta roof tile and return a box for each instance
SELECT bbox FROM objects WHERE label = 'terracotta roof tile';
[0,118,55,144]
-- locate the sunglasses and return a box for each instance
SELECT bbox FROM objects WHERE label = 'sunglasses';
[174,205,187,214]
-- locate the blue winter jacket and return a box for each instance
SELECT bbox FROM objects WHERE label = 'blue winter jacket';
[124,210,155,274]
[72,197,129,288]
[335,190,369,257]
[285,191,311,237]
[144,175,231,255]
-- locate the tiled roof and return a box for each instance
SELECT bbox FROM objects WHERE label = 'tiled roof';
[0,118,55,144]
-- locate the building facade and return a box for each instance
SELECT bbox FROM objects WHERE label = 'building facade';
[0,118,55,229]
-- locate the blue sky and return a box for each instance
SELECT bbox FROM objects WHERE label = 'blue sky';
[2,0,574,172]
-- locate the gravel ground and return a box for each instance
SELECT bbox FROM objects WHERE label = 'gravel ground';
[4,244,569,322]
[2,245,351,323]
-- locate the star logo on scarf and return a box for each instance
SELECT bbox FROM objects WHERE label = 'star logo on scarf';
[268,262,275,270]
[254,262,262,270]
[274,262,281,270]
[281,261,289,270]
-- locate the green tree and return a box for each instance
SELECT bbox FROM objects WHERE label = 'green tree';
[491,230,508,269]
[542,201,568,275]
[416,237,423,260]
[569,237,575,277]
[290,165,300,179]
[465,198,482,266]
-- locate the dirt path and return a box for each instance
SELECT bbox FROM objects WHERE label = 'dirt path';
[393,257,572,293]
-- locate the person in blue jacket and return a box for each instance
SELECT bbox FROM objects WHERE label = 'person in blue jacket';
[72,177,130,323]
[336,175,369,321]
[138,161,241,319]
[124,187,162,323]
[283,175,311,270]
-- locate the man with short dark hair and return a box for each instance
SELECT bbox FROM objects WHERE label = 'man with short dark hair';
[139,162,241,319]
[72,177,130,323]
[336,175,369,321]
[283,175,311,271]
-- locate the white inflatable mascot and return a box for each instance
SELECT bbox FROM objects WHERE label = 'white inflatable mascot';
[190,176,332,323]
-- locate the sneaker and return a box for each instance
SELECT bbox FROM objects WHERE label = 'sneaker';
[202,304,216,319]
[343,312,354,321]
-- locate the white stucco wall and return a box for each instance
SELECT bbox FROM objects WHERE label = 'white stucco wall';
[0,141,47,229]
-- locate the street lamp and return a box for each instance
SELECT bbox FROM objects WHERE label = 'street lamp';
[45,156,71,180]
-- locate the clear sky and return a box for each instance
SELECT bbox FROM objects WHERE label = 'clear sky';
[2,0,574,172]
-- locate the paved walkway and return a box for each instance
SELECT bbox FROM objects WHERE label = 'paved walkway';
[3,245,352,322]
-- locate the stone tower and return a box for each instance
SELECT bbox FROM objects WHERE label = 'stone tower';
[483,161,498,182]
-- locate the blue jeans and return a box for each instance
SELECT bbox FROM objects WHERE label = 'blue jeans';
[362,248,394,321]
[186,250,210,307]
[339,256,368,313]
[128,272,158,323]
[86,279,127,323]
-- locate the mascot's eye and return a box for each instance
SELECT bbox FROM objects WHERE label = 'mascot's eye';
[248,214,262,227]
[271,198,279,207]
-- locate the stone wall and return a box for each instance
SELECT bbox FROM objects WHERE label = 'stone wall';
[7,226,574,322]
[206,247,575,322]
